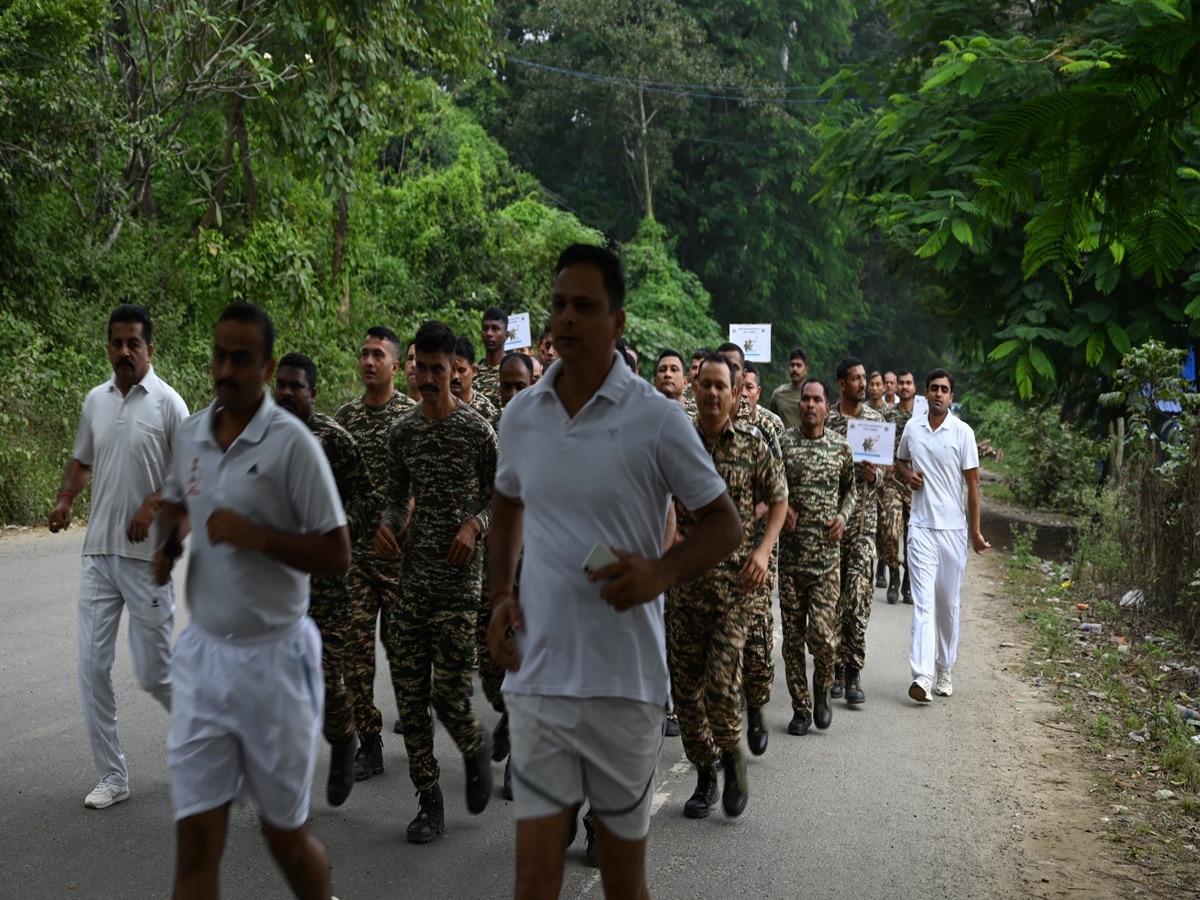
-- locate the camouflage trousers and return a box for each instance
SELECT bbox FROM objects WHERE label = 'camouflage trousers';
[742,542,777,708]
[385,561,485,792]
[667,570,749,766]
[475,592,506,714]
[344,552,400,739]
[838,510,877,671]
[879,477,912,571]
[309,576,356,745]
[778,563,840,719]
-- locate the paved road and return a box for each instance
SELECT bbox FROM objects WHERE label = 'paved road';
[0,529,1015,899]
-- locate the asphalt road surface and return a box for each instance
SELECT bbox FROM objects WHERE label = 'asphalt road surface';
[0,529,1016,899]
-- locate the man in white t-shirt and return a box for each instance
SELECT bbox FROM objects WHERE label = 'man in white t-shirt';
[895,368,990,703]
[488,244,741,899]
[155,303,350,900]
[49,304,189,810]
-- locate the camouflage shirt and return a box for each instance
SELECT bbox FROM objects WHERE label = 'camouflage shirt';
[826,402,887,536]
[306,412,380,544]
[381,400,497,568]
[778,427,857,576]
[474,363,502,410]
[737,402,784,458]
[674,418,787,571]
[467,388,500,431]
[886,402,916,497]
[334,390,415,550]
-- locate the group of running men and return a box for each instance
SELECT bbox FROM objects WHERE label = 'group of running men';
[52,242,987,900]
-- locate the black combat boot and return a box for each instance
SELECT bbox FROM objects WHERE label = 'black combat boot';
[830,664,845,699]
[902,568,913,604]
[812,676,833,730]
[406,784,445,844]
[845,668,866,705]
[887,567,900,604]
[787,714,810,736]
[353,733,384,781]
[491,712,509,762]
[875,558,888,588]
[720,748,749,818]
[464,735,494,814]
[746,706,768,756]
[327,734,357,807]
[683,764,720,819]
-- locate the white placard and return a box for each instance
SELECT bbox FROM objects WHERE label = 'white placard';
[913,395,929,419]
[505,312,531,351]
[846,418,896,465]
[729,324,771,362]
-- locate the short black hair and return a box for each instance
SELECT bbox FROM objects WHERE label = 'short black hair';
[455,336,477,365]
[926,367,955,391]
[691,347,712,361]
[539,324,552,341]
[413,320,457,358]
[717,342,745,367]
[836,355,864,382]
[619,344,638,372]
[555,244,626,310]
[743,360,760,383]
[278,352,318,391]
[482,306,508,327]
[801,377,828,400]
[790,347,808,363]
[366,325,401,357]
[896,368,913,380]
[869,370,882,381]
[502,351,535,379]
[657,349,684,368]
[109,304,153,344]
[218,302,274,359]
[696,352,736,384]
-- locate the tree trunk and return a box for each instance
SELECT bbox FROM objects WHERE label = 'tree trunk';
[196,96,242,234]
[637,86,654,221]
[331,194,349,284]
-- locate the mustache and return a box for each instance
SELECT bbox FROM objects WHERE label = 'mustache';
[216,379,238,391]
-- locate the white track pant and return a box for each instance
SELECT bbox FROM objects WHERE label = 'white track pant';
[77,555,174,784]
[907,526,967,683]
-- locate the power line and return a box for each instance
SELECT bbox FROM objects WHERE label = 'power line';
[504,55,834,105]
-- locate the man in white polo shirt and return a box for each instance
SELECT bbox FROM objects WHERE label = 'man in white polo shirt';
[488,244,741,899]
[895,368,990,703]
[155,303,350,900]
[49,304,188,810]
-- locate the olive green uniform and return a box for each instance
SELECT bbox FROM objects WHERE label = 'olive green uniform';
[381,401,496,792]
[777,427,856,720]
[768,383,806,431]
[880,404,915,571]
[669,419,787,766]
[474,363,502,410]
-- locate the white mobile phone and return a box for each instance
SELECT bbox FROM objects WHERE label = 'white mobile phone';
[582,542,620,576]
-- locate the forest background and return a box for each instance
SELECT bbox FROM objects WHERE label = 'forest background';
[2,0,1199,553]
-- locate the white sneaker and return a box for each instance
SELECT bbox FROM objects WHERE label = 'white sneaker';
[908,679,932,703]
[934,670,954,697]
[84,778,130,809]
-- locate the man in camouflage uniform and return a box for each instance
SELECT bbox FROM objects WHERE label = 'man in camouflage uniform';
[404,341,421,402]
[681,347,711,417]
[867,370,895,589]
[375,320,496,844]
[777,379,857,735]
[334,326,414,778]
[654,349,688,406]
[451,336,501,429]
[881,369,917,604]
[275,353,381,807]
[474,306,507,408]
[726,354,783,756]
[670,353,787,819]
[825,356,886,705]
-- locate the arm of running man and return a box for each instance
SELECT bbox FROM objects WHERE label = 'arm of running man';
[375,425,412,558]
[832,444,858,542]
[964,467,990,553]
[590,491,741,612]
[48,458,92,533]
[152,500,190,586]
[205,510,350,575]
[486,489,525,671]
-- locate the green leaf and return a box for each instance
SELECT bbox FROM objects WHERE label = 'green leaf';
[1086,330,1106,367]
[951,218,974,247]
[1027,344,1056,381]
[1015,354,1035,400]
[1106,321,1133,355]
[989,339,1023,360]
[915,227,949,259]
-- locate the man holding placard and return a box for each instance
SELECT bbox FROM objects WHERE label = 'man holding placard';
[881,370,918,604]
[895,369,990,703]
[825,357,887,706]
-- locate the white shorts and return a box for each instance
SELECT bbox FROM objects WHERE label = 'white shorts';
[504,693,663,842]
[168,618,323,830]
